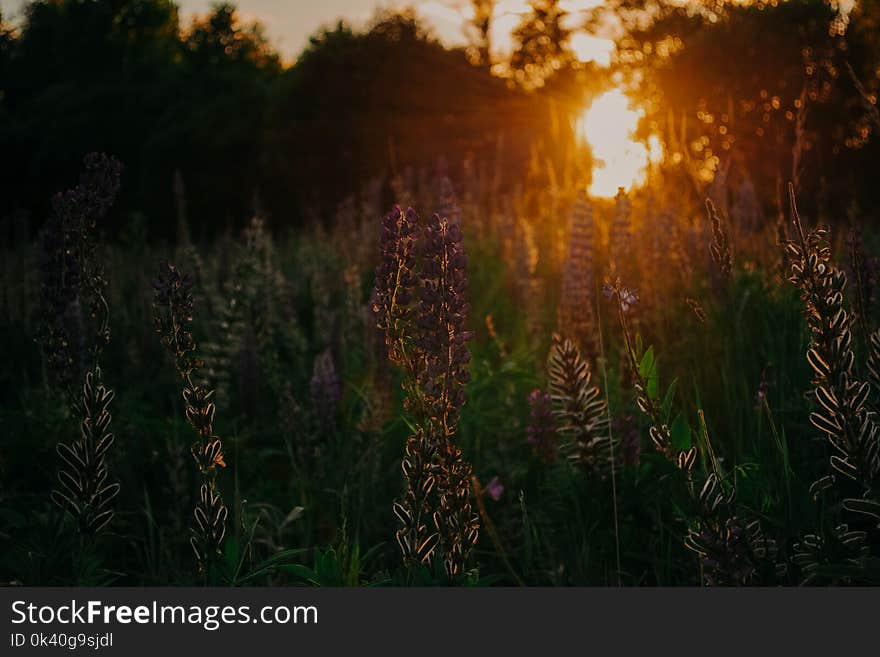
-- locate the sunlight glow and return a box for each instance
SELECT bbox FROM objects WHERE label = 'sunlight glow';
[569,33,614,66]
[578,90,659,198]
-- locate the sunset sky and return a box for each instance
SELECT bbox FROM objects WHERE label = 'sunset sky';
[1,0,613,64]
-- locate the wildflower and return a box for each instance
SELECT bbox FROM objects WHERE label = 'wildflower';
[705,199,733,281]
[153,261,228,573]
[310,348,341,430]
[38,153,122,402]
[547,335,610,472]
[417,212,478,577]
[484,476,504,502]
[372,206,418,366]
[609,187,632,276]
[558,190,596,353]
[435,175,461,225]
[51,366,120,535]
[603,280,639,313]
[784,186,880,522]
[526,388,558,463]
[152,262,199,381]
[793,525,868,585]
[41,154,122,536]
[416,212,473,431]
[373,203,479,578]
[395,428,440,566]
[684,474,782,586]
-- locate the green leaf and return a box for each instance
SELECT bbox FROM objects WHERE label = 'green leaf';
[660,377,678,422]
[233,548,308,585]
[639,347,659,400]
[314,548,344,585]
[278,563,320,584]
[670,414,692,451]
[255,547,307,568]
[638,346,654,379]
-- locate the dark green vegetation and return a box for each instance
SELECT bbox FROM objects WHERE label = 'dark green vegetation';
[2,1,880,586]
[0,1,553,236]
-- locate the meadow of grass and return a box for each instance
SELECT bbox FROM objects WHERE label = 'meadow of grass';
[1,148,879,587]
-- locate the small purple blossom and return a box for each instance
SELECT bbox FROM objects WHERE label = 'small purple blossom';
[603,279,639,313]
[485,476,504,501]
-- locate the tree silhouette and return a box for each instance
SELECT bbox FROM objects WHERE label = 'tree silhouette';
[466,0,495,69]
[262,9,531,217]
[589,0,880,219]
[510,0,573,89]
[1,1,281,238]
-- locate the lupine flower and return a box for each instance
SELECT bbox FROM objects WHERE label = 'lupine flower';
[311,348,341,430]
[37,153,122,401]
[395,428,441,567]
[373,202,479,578]
[41,154,122,536]
[609,187,632,276]
[706,199,733,282]
[372,206,418,365]
[51,153,121,356]
[37,213,82,395]
[417,211,479,577]
[526,388,558,464]
[433,439,480,578]
[793,525,868,585]
[684,474,781,586]
[869,331,880,397]
[557,190,596,353]
[547,335,611,473]
[51,366,120,535]
[152,261,228,573]
[152,262,200,381]
[435,175,461,226]
[51,153,123,225]
[784,186,880,519]
[731,175,762,233]
[416,212,473,430]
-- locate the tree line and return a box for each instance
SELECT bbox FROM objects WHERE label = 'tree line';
[2,1,880,239]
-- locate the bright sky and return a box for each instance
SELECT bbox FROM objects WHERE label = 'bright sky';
[0,0,612,64]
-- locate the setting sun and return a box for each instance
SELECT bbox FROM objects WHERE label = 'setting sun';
[578,90,660,198]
